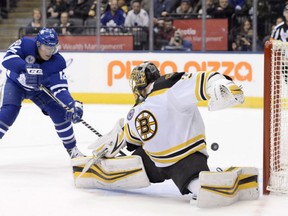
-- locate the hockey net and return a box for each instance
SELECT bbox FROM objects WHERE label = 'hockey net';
[263,40,288,194]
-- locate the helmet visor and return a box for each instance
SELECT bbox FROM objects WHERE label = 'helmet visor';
[40,43,59,55]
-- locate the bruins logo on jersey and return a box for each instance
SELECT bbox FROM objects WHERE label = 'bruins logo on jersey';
[135,110,157,141]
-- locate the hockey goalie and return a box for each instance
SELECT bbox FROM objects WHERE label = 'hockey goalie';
[71,62,259,208]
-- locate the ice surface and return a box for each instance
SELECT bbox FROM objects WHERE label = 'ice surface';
[1,104,288,216]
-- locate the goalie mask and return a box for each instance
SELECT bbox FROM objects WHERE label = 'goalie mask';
[129,62,160,102]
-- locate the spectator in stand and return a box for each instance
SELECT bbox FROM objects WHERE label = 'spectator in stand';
[231,18,260,52]
[168,29,184,47]
[125,0,149,50]
[257,1,270,41]
[195,0,215,18]
[68,0,91,21]
[141,0,150,13]
[243,0,268,42]
[153,0,176,18]
[164,29,193,51]
[267,0,286,25]
[118,0,129,14]
[153,0,178,41]
[175,0,193,18]
[210,0,234,31]
[53,11,82,35]
[100,0,126,29]
[26,8,43,35]
[88,0,108,18]
[47,0,69,19]
[228,0,245,11]
[124,0,149,27]
[154,17,176,50]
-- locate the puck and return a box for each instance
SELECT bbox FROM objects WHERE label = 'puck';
[211,143,219,151]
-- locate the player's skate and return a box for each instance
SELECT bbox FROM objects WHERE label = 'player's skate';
[196,167,259,208]
[67,146,85,159]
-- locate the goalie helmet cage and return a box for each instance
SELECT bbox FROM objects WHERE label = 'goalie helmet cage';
[263,40,288,195]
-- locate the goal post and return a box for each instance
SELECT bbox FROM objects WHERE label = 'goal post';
[263,40,288,195]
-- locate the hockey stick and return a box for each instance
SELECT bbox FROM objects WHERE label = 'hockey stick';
[65,58,73,68]
[40,85,103,137]
[40,85,126,157]
[40,86,127,177]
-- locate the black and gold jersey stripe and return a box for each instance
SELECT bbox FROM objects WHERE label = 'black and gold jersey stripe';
[146,134,206,164]
[195,71,214,101]
[124,123,143,146]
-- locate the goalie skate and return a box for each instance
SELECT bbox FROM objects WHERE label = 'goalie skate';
[197,167,259,208]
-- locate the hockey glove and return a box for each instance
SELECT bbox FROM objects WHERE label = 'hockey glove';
[89,118,126,158]
[17,64,43,91]
[66,100,84,123]
[206,73,244,111]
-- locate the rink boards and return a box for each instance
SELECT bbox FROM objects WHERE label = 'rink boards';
[0,52,263,108]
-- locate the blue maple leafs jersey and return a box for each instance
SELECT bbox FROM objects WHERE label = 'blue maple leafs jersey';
[2,37,74,106]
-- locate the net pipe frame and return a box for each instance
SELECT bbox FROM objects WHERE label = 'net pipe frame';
[264,40,288,195]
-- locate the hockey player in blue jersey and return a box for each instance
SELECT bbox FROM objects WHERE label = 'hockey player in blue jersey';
[0,28,84,159]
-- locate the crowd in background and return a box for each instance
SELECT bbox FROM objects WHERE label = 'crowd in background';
[0,0,18,20]
[4,0,288,51]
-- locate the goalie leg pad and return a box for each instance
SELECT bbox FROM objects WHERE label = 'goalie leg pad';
[197,167,259,208]
[72,155,151,189]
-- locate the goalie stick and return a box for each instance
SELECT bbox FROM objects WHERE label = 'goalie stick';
[40,85,103,137]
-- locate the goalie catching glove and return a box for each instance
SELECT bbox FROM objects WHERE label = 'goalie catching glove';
[206,73,244,111]
[88,118,126,158]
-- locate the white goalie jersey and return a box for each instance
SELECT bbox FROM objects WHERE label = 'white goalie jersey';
[124,71,215,168]
[74,70,251,207]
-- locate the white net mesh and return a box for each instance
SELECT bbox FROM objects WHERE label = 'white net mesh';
[268,40,288,193]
